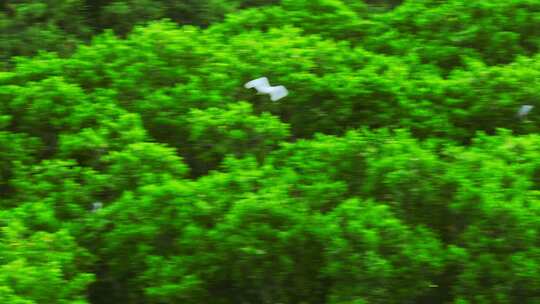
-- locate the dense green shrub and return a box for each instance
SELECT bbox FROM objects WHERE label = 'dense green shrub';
[1,0,283,65]
[364,0,540,69]
[0,217,95,304]
[1,0,540,303]
[0,0,90,66]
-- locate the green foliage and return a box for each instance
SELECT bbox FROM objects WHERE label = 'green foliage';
[365,0,540,69]
[0,217,95,304]
[9,159,106,225]
[104,142,189,191]
[323,198,444,304]
[2,0,540,303]
[0,0,90,66]
[0,0,281,66]
[0,131,40,198]
[186,101,290,173]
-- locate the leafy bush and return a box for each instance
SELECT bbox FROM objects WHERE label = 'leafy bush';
[1,1,540,303]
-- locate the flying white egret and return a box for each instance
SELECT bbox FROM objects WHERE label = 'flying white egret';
[517,105,534,118]
[244,77,288,101]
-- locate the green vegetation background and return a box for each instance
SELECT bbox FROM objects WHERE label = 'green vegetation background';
[1,0,540,303]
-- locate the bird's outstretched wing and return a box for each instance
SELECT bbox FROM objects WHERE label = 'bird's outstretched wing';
[244,77,270,91]
[269,86,288,101]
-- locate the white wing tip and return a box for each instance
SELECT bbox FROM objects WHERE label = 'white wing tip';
[270,86,288,101]
[245,77,269,89]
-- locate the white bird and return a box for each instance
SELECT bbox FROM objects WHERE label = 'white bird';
[517,105,534,118]
[92,202,103,212]
[244,77,288,101]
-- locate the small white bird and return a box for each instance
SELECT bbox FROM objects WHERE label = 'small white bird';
[517,105,534,119]
[244,77,288,101]
[92,202,103,212]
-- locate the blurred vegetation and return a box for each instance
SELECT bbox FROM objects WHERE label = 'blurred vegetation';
[1,0,540,303]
